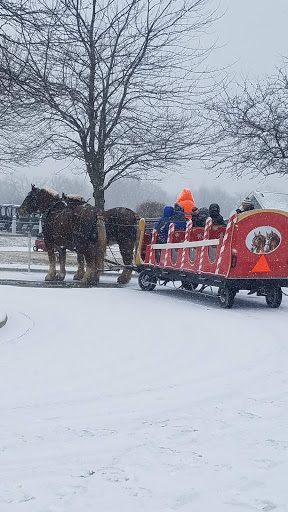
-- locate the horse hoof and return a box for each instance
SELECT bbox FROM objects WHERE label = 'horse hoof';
[45,274,57,281]
[117,276,130,285]
[117,269,132,285]
[56,273,65,281]
[81,276,99,286]
[73,274,82,281]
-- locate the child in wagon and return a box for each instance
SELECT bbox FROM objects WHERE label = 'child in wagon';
[155,204,187,243]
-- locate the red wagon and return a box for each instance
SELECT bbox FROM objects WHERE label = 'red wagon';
[135,209,288,308]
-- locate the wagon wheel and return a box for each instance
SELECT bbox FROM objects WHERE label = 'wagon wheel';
[218,287,236,309]
[265,287,282,308]
[138,270,157,291]
[181,281,198,291]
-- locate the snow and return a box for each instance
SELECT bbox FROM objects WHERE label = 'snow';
[0,247,31,252]
[252,191,288,212]
[1,274,288,511]
[0,309,7,327]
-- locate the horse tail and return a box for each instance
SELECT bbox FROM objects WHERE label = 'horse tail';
[95,212,107,272]
[134,222,141,263]
[133,215,142,264]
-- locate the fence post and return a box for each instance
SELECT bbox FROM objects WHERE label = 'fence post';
[28,232,32,272]
[12,215,17,234]
[39,215,42,234]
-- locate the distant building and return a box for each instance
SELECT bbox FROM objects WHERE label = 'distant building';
[246,191,288,212]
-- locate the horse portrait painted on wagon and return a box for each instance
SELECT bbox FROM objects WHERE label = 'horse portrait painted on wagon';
[246,226,281,254]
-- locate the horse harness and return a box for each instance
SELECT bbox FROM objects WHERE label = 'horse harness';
[43,200,100,248]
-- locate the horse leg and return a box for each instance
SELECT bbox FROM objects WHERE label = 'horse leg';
[56,247,66,281]
[117,239,135,284]
[81,241,106,286]
[81,213,106,285]
[81,248,98,285]
[45,244,57,281]
[73,252,85,281]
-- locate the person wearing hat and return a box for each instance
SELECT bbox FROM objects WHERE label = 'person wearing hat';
[236,197,255,214]
[208,203,226,225]
[193,207,209,227]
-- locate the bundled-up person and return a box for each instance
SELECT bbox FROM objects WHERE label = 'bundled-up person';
[208,203,226,226]
[193,207,209,227]
[154,205,186,243]
[176,188,199,219]
[171,203,187,228]
[236,197,255,214]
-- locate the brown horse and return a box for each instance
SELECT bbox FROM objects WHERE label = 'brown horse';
[265,231,280,252]
[19,185,106,284]
[62,193,138,284]
[251,232,266,253]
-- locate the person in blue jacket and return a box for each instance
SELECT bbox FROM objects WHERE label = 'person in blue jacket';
[155,204,187,243]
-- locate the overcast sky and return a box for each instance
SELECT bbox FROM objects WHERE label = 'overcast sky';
[162,0,288,199]
[16,0,288,200]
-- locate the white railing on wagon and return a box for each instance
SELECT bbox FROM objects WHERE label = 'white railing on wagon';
[151,239,220,250]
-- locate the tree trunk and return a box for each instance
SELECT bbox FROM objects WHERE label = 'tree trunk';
[85,156,105,210]
[93,185,105,210]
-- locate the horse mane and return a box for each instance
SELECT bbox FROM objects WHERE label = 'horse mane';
[42,187,59,198]
[65,193,85,201]
[61,193,87,211]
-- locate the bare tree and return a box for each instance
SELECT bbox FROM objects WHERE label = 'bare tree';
[194,185,237,218]
[0,0,217,208]
[136,200,165,218]
[0,172,31,203]
[0,78,44,170]
[205,68,288,179]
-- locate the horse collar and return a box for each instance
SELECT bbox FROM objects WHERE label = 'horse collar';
[42,198,63,220]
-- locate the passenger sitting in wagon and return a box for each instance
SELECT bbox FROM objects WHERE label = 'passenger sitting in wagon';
[193,207,209,227]
[171,203,187,229]
[208,203,226,226]
[236,197,255,214]
[176,188,199,219]
[155,204,186,243]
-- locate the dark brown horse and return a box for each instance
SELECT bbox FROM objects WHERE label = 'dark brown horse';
[62,193,138,284]
[265,231,280,252]
[19,186,106,284]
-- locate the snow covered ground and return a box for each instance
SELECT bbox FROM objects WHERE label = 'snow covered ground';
[1,273,288,511]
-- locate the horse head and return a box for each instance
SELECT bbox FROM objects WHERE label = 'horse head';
[266,231,280,252]
[19,185,59,215]
[251,231,266,253]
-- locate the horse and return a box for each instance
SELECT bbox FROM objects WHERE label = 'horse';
[62,193,138,284]
[250,232,266,253]
[265,231,280,252]
[61,192,87,207]
[19,185,106,284]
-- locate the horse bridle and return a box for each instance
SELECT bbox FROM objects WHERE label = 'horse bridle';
[26,188,41,210]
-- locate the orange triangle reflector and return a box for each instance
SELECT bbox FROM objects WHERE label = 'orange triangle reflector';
[252,255,270,272]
